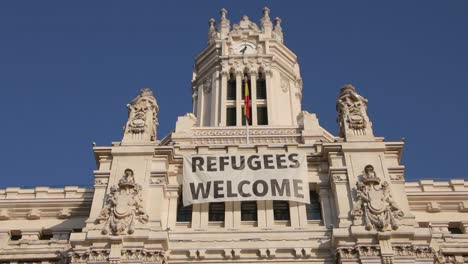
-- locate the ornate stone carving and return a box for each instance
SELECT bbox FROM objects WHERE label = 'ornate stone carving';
[69,250,110,263]
[357,246,381,257]
[337,247,358,259]
[121,249,166,263]
[207,18,218,43]
[97,169,149,235]
[191,127,301,145]
[280,74,290,93]
[273,17,283,43]
[336,84,374,139]
[203,78,212,94]
[351,165,404,231]
[123,88,159,142]
[333,174,348,182]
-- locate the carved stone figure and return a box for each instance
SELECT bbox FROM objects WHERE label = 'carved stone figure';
[122,88,159,143]
[97,169,148,235]
[351,165,404,231]
[364,165,378,179]
[336,84,374,139]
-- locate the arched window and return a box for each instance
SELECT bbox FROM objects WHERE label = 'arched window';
[176,192,192,222]
[241,201,257,221]
[208,202,225,222]
[306,191,322,220]
[227,70,236,100]
[273,200,290,221]
[256,70,267,99]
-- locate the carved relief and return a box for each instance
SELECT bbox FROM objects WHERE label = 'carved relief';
[336,247,358,259]
[336,84,373,138]
[123,88,159,141]
[121,249,166,263]
[280,74,290,93]
[69,250,110,263]
[203,78,212,94]
[333,174,348,182]
[97,169,149,235]
[351,165,404,231]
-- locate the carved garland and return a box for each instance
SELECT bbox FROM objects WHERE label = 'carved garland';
[97,169,149,235]
[351,165,404,231]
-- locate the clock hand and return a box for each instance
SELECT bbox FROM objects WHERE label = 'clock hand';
[240,46,247,54]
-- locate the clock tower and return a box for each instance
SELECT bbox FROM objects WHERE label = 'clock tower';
[191,7,303,127]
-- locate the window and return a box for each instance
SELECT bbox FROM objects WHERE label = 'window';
[209,202,225,222]
[226,107,236,126]
[40,230,53,240]
[257,72,267,99]
[176,193,192,222]
[448,223,464,234]
[242,106,252,126]
[227,72,236,100]
[273,200,290,221]
[10,230,21,241]
[257,106,268,125]
[241,76,251,100]
[448,227,463,234]
[306,191,322,220]
[241,201,257,221]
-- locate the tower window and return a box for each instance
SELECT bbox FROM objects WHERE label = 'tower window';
[448,222,464,234]
[40,230,53,240]
[10,230,22,241]
[241,201,258,221]
[226,107,236,126]
[209,202,225,222]
[257,72,267,99]
[273,200,290,221]
[227,73,236,100]
[176,193,192,222]
[306,191,322,220]
[242,106,252,126]
[241,76,251,100]
[257,106,268,125]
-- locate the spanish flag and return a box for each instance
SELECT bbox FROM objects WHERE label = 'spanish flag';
[244,76,251,124]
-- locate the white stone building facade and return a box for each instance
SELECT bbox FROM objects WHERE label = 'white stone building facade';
[1,7,467,264]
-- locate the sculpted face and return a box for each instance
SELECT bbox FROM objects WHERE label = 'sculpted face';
[125,169,134,177]
[365,165,374,174]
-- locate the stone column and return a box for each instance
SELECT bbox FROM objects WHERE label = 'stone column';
[265,70,273,125]
[319,186,335,227]
[235,71,242,126]
[250,71,258,126]
[220,71,228,126]
[198,84,204,126]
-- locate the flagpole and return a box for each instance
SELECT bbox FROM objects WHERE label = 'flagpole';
[246,117,250,144]
[243,75,250,145]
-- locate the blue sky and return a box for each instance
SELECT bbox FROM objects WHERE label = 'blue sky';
[0,1,467,188]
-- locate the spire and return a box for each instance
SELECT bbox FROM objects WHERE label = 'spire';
[207,18,218,43]
[218,8,230,39]
[260,7,273,37]
[336,84,374,141]
[122,88,159,144]
[273,17,283,43]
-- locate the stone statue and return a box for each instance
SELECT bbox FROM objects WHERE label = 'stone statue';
[351,165,404,231]
[336,84,374,140]
[122,88,159,144]
[364,165,378,179]
[97,169,149,235]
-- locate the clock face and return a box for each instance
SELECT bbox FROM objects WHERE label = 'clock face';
[235,42,257,55]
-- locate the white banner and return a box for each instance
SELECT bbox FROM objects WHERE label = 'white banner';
[183,153,309,206]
